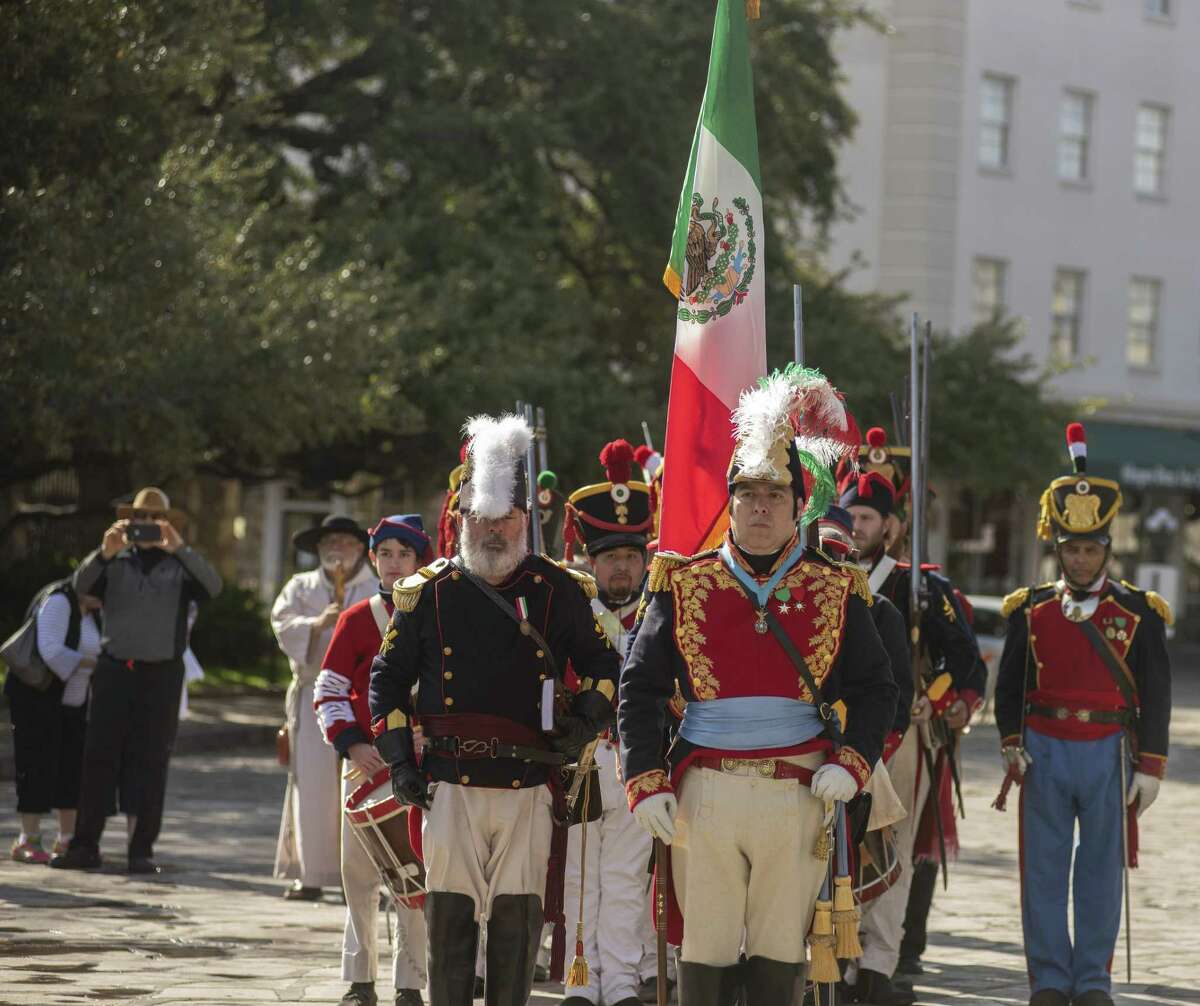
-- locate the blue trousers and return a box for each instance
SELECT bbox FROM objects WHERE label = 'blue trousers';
[1020,729,1124,997]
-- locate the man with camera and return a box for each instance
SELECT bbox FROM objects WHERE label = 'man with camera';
[50,486,222,874]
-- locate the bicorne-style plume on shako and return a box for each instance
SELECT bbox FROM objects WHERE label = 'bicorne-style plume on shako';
[836,426,911,518]
[728,363,860,525]
[457,413,534,519]
[1037,422,1123,544]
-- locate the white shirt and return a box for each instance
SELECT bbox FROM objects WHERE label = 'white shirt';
[35,592,102,707]
[270,562,377,685]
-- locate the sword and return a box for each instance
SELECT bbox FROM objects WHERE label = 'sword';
[565,737,601,819]
[654,838,669,1006]
[1119,734,1132,983]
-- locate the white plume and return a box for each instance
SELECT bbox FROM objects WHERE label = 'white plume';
[731,372,801,482]
[459,413,533,519]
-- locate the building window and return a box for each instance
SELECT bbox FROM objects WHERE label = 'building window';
[1127,278,1161,368]
[972,258,1007,326]
[1051,269,1085,363]
[1145,0,1171,18]
[979,75,1013,170]
[1134,104,1169,196]
[1059,90,1093,182]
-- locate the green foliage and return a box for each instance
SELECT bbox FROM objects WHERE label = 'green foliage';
[1,0,1060,512]
[189,584,280,673]
[766,273,1065,491]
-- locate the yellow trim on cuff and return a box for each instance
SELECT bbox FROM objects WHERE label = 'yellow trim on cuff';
[385,710,408,731]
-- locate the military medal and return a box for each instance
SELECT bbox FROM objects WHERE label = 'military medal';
[755,608,768,634]
[516,597,532,635]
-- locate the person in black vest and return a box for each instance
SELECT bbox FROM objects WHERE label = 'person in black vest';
[370,413,619,1006]
[6,580,102,863]
[50,486,222,874]
[839,429,985,987]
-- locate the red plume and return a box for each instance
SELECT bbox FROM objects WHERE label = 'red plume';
[1066,422,1086,445]
[599,439,635,484]
[866,427,888,449]
[859,471,897,502]
[633,444,654,466]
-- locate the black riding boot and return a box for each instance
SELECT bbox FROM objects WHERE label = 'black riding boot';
[742,956,800,1006]
[425,892,479,1006]
[484,893,543,1006]
[677,961,742,1006]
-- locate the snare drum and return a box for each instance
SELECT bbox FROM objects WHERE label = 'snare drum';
[852,824,902,905]
[344,769,426,910]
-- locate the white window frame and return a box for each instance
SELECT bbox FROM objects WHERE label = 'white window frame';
[971,257,1007,327]
[1134,103,1169,197]
[1127,277,1161,369]
[978,74,1014,172]
[1059,89,1094,184]
[1144,0,1173,22]
[1050,268,1086,364]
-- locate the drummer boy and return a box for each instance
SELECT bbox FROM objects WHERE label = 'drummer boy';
[314,515,433,1006]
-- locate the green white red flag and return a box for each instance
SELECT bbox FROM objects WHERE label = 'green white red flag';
[658,0,767,554]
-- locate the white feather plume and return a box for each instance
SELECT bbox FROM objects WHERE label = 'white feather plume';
[731,372,799,482]
[732,367,848,481]
[459,413,533,519]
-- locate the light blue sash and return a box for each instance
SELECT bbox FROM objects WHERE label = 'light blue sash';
[679,696,827,751]
[718,539,806,609]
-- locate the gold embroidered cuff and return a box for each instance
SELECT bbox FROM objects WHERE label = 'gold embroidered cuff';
[835,747,872,791]
[625,768,672,810]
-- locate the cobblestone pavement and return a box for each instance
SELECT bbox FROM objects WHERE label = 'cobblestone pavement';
[2,677,1197,1006]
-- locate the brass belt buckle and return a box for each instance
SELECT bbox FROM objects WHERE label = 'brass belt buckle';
[1074,709,1092,723]
[720,757,738,772]
[756,758,776,778]
[1055,708,1070,720]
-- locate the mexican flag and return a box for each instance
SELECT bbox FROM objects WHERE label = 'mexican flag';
[658,0,767,555]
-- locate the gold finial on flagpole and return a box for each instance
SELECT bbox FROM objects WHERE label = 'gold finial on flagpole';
[746,0,761,19]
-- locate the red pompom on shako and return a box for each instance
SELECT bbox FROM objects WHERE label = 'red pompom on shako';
[599,439,635,485]
[1066,422,1087,473]
[866,426,888,449]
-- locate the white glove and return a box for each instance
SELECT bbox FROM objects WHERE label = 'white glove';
[1001,745,1032,778]
[1126,772,1159,818]
[633,792,678,844]
[810,764,857,803]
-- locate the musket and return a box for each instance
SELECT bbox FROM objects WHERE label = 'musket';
[909,312,950,890]
[518,400,544,555]
[1119,734,1133,982]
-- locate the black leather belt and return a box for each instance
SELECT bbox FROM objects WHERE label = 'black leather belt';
[425,735,567,766]
[1026,703,1132,726]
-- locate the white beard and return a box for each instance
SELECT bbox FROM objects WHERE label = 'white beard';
[459,523,529,582]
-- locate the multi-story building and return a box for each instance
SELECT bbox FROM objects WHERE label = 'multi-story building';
[825,0,1200,637]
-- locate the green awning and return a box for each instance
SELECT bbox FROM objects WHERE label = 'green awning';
[1085,421,1200,491]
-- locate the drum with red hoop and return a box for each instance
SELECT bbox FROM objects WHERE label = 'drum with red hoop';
[344,768,426,909]
[853,824,902,905]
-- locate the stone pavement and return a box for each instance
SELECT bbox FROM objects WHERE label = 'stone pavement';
[1,676,1198,1006]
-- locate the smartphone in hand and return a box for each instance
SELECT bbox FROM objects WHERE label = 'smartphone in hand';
[127,521,163,544]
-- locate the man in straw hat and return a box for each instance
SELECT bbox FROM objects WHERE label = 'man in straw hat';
[369,412,619,1006]
[618,367,898,1004]
[50,487,222,874]
[272,514,377,900]
[994,423,1171,1006]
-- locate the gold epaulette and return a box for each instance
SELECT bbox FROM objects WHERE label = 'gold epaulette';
[646,550,691,593]
[545,556,598,599]
[392,557,449,613]
[1122,580,1175,626]
[1001,587,1030,618]
[846,565,873,606]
